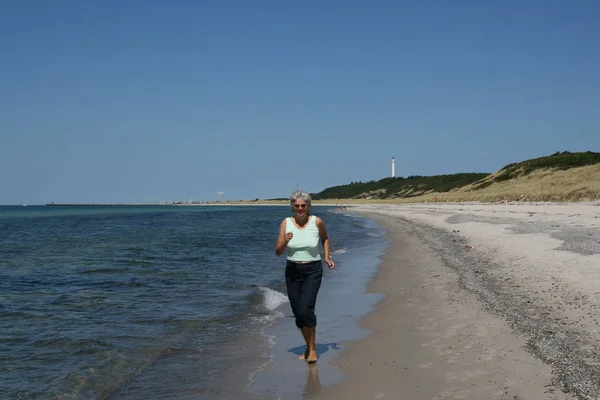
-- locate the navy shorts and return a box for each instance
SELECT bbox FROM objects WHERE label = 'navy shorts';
[285,260,323,329]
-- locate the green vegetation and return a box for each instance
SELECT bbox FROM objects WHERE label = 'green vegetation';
[311,173,489,200]
[494,151,600,182]
[309,151,600,201]
[471,180,494,191]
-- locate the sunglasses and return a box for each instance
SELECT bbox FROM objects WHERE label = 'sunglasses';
[294,204,308,209]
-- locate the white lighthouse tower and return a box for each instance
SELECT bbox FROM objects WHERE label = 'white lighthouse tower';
[392,157,396,178]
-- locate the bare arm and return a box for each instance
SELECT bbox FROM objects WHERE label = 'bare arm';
[275,219,292,256]
[316,217,335,269]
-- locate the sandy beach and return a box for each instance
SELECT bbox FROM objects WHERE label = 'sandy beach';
[315,202,600,400]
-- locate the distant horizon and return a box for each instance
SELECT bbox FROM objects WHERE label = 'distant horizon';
[6,148,600,206]
[3,1,599,204]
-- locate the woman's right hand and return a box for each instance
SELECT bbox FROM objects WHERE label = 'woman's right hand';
[285,232,293,242]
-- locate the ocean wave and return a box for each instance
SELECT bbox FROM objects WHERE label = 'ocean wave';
[250,287,288,324]
[352,221,367,228]
[365,232,385,237]
[332,248,347,255]
[258,286,288,311]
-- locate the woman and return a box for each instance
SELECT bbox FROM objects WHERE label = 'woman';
[275,190,335,364]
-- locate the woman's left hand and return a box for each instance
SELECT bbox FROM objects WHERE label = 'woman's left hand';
[324,258,335,269]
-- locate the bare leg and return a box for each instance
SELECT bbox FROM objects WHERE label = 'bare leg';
[298,328,310,359]
[302,327,317,363]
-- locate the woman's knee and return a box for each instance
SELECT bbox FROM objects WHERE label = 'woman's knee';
[296,307,316,323]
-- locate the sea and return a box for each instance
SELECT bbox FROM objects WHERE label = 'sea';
[0,205,387,400]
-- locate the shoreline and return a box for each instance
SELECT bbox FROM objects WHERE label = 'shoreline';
[15,200,600,208]
[313,203,600,399]
[248,212,387,399]
[40,203,342,207]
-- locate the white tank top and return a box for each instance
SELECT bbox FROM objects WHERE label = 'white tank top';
[285,216,321,262]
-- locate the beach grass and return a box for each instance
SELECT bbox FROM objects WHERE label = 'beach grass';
[303,151,600,204]
[311,164,600,204]
[221,157,600,205]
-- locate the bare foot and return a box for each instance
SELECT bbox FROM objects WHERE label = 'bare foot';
[306,349,317,364]
[298,349,309,360]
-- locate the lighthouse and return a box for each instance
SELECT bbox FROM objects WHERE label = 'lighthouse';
[392,157,395,178]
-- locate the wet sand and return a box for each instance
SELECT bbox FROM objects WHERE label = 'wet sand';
[249,216,387,400]
[316,203,600,400]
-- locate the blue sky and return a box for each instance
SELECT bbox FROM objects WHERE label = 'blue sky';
[1,0,599,204]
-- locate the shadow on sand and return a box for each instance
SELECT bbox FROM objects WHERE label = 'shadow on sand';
[288,342,340,359]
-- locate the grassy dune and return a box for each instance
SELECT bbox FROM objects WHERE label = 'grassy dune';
[311,165,600,204]
[221,152,600,205]
[309,152,600,204]
[383,163,600,203]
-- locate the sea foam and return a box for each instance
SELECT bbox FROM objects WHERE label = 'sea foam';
[258,287,288,311]
[332,248,347,255]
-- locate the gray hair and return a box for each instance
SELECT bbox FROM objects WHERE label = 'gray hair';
[289,190,312,207]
